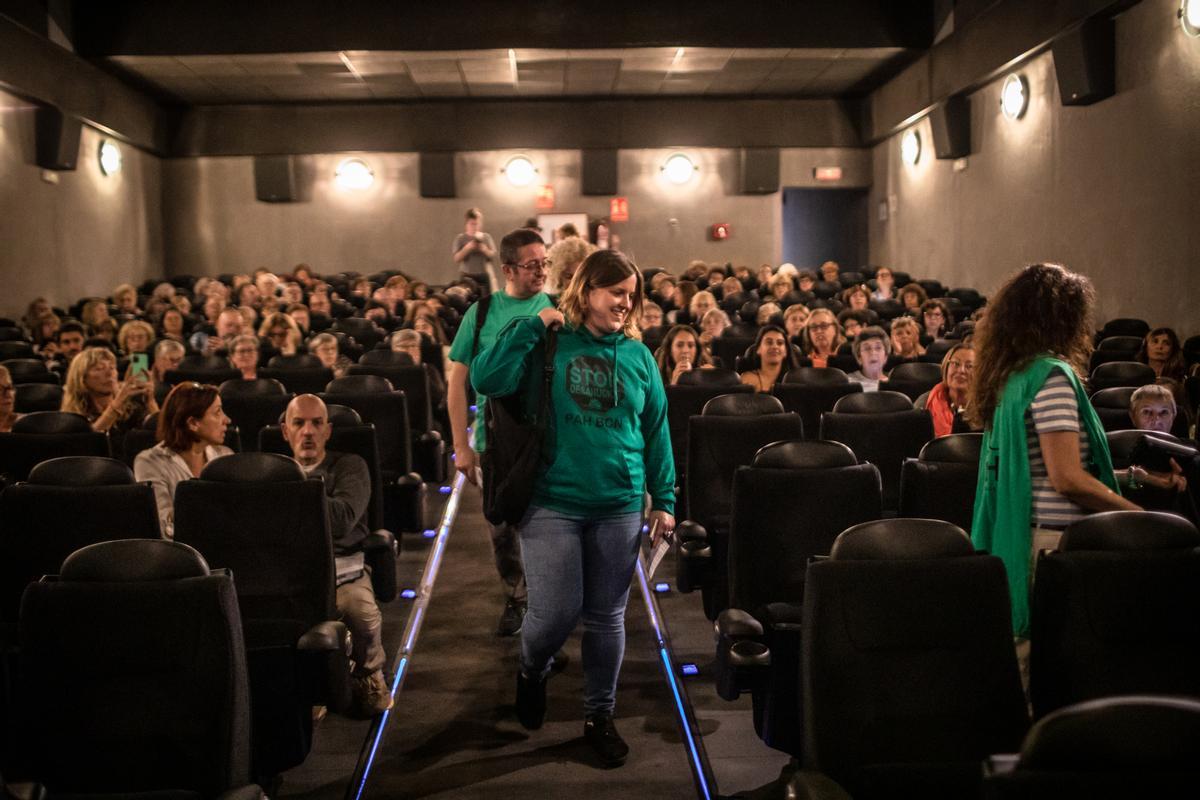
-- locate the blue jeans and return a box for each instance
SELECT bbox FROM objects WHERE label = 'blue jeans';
[518,504,643,715]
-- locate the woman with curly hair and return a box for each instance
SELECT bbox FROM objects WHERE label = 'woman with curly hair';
[968,263,1140,646]
[545,236,595,296]
[655,324,712,386]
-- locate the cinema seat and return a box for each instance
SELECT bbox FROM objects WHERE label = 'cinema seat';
[898,433,983,532]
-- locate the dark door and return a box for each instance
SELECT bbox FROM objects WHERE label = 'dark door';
[781,188,869,268]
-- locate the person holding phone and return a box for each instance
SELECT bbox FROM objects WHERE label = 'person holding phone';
[471,249,675,768]
[61,346,158,449]
[453,207,500,296]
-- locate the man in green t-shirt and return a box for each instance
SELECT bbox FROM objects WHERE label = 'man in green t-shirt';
[448,227,554,636]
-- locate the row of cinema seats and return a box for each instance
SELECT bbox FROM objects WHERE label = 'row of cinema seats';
[0,451,404,791]
[703,511,1200,799]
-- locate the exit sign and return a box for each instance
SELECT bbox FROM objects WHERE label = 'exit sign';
[610,196,629,222]
[814,166,843,182]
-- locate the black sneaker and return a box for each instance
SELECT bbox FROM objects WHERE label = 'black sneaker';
[584,713,629,767]
[497,599,527,637]
[515,670,547,730]
[549,649,569,674]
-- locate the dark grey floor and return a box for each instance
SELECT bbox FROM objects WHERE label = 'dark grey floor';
[280,486,789,799]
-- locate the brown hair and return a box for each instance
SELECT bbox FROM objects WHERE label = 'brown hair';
[158,383,220,452]
[966,263,1095,428]
[558,249,644,339]
[654,324,710,384]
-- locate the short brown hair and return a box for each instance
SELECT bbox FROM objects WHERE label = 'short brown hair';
[158,383,219,452]
[558,249,644,339]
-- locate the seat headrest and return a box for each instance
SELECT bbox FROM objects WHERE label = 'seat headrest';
[1104,429,1181,464]
[702,393,784,416]
[359,350,414,366]
[60,539,211,582]
[918,432,983,463]
[831,518,973,560]
[219,377,288,397]
[11,411,93,434]
[1019,695,1200,771]
[141,411,160,430]
[676,368,742,387]
[28,456,135,486]
[1090,361,1155,381]
[831,391,914,414]
[889,361,943,381]
[268,353,323,369]
[198,452,304,482]
[782,367,849,385]
[326,374,393,394]
[1060,511,1200,552]
[1089,386,1136,409]
[328,404,364,426]
[753,439,857,469]
[180,354,228,371]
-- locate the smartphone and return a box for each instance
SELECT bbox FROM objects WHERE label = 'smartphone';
[129,352,150,380]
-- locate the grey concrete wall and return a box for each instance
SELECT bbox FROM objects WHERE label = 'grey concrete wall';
[0,88,163,320]
[161,146,871,284]
[868,0,1200,331]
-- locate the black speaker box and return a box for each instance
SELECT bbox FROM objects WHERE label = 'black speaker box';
[581,148,618,195]
[420,152,456,198]
[929,94,971,159]
[739,148,779,194]
[254,156,298,202]
[35,106,82,171]
[1053,17,1116,106]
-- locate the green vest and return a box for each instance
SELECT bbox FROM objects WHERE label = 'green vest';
[970,356,1119,636]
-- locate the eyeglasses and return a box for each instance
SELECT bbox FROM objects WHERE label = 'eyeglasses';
[808,322,835,331]
[511,259,547,273]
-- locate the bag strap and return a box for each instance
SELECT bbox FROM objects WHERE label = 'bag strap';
[537,328,558,429]
[470,294,493,361]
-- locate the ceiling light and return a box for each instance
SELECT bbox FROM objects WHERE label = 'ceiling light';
[900,130,921,166]
[98,140,122,176]
[662,153,696,184]
[503,155,536,187]
[335,158,374,190]
[1000,73,1029,120]
[1182,0,1200,37]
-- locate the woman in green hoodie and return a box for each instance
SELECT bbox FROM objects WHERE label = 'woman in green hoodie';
[968,264,1141,663]
[471,249,675,768]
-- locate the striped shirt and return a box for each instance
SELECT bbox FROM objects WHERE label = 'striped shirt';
[1025,370,1090,528]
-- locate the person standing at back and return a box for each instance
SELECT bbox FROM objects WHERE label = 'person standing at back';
[447,228,554,636]
[452,207,501,297]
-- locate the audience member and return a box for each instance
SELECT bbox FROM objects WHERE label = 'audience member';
[545,236,593,295]
[871,267,895,301]
[1129,383,1179,434]
[698,308,730,365]
[21,297,53,336]
[152,339,185,383]
[259,312,302,356]
[926,341,975,437]
[62,346,157,445]
[309,332,351,379]
[756,301,782,328]
[45,321,86,372]
[112,283,141,317]
[838,309,871,340]
[1136,326,1187,382]
[641,301,664,329]
[801,308,843,368]
[0,365,17,432]
[819,261,841,284]
[670,282,699,324]
[897,282,928,312]
[29,313,60,354]
[796,270,818,294]
[157,307,187,342]
[689,290,718,326]
[453,207,500,294]
[133,382,232,538]
[847,326,890,392]
[80,299,111,333]
[227,334,260,380]
[656,325,712,386]
[889,316,926,359]
[739,324,796,392]
[920,299,952,341]
[767,273,794,302]
[782,304,809,342]
[841,284,870,311]
[117,320,154,356]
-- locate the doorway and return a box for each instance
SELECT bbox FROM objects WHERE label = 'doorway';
[781,188,869,268]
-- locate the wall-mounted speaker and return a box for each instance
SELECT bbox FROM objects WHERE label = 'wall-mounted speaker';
[581,149,618,196]
[1052,17,1115,106]
[419,152,456,198]
[254,156,298,202]
[35,106,82,171]
[738,147,779,194]
[929,94,971,159]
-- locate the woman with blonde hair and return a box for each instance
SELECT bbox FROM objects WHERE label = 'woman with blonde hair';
[258,311,302,356]
[112,283,141,316]
[546,236,594,295]
[801,308,843,368]
[472,249,673,766]
[80,299,111,334]
[62,346,157,444]
[117,320,155,356]
[889,316,926,359]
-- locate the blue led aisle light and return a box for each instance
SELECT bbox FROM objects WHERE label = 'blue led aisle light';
[654,582,670,593]
[438,485,452,494]
[423,529,437,538]
[681,663,700,677]
[400,589,417,599]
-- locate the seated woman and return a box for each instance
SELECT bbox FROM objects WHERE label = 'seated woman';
[117,320,154,357]
[871,267,896,301]
[926,341,975,437]
[30,313,60,356]
[688,290,718,329]
[156,307,188,343]
[60,346,156,456]
[838,309,872,340]
[889,316,926,360]
[259,311,302,356]
[309,332,352,379]
[133,382,233,539]
[1120,384,1188,497]
[919,299,953,342]
[1135,327,1187,382]
[668,281,699,325]
[698,308,731,366]
[841,284,871,312]
[897,283,928,314]
[801,308,844,368]
[767,273,794,303]
[739,324,798,392]
[0,365,19,432]
[391,329,448,425]
[795,270,818,294]
[655,325,712,386]
[846,326,890,392]
[640,301,664,330]
[112,283,142,318]
[227,333,260,381]
[783,304,810,347]
[756,301,783,327]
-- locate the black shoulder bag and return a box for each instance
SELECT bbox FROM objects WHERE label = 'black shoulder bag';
[480,328,558,526]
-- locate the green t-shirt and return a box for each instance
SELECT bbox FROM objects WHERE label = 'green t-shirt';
[448,290,553,451]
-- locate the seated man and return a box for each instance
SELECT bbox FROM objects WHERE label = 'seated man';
[282,393,393,719]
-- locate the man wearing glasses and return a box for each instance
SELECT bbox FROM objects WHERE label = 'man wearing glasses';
[447,228,553,636]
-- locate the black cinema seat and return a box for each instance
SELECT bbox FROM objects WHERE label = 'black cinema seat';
[1104,429,1197,516]
[340,366,447,481]
[2,359,58,385]
[1029,511,1200,719]
[713,440,882,758]
[886,361,942,402]
[819,391,933,513]
[173,453,353,778]
[796,518,1029,800]
[12,382,62,413]
[772,367,863,441]
[983,695,1200,799]
[12,539,263,798]
[258,364,334,395]
[1088,361,1155,393]
[898,433,983,531]
[0,414,109,489]
[218,378,291,453]
[675,393,804,619]
[663,376,752,518]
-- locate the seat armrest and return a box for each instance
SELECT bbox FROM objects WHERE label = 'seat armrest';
[785,770,854,800]
[365,529,399,602]
[675,520,712,593]
[716,607,764,639]
[983,753,1020,778]
[676,519,708,544]
[364,528,398,555]
[297,619,352,656]
[2,783,47,800]
[216,786,269,800]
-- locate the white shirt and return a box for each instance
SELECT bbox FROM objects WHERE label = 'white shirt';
[133,441,234,539]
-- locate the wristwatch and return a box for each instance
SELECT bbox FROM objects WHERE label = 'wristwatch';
[1127,467,1143,491]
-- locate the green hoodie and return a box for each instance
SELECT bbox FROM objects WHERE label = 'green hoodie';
[471,316,675,518]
